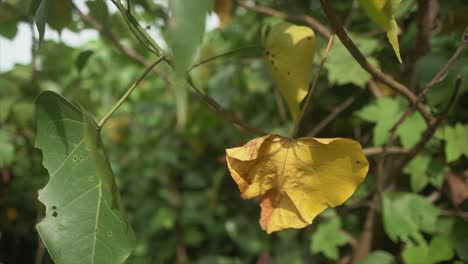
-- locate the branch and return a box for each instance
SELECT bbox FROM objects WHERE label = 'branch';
[73,4,171,83]
[185,76,266,136]
[237,0,332,38]
[376,31,467,183]
[402,77,462,165]
[319,0,435,126]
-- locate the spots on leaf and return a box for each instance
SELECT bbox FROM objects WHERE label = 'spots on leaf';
[107,231,112,237]
[52,211,58,217]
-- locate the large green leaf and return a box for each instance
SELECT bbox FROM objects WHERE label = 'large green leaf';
[382,192,439,243]
[356,97,426,147]
[35,91,135,264]
[168,0,212,128]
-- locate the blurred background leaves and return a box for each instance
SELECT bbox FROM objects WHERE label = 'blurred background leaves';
[0,0,467,263]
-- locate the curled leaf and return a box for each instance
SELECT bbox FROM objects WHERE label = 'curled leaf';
[226,134,369,233]
[359,0,402,63]
[263,22,316,124]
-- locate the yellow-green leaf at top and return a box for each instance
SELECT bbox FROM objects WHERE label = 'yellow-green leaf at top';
[263,22,316,125]
[359,0,402,63]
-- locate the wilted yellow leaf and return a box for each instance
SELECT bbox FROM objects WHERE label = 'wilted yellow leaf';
[226,134,369,233]
[263,22,316,125]
[359,0,402,63]
[214,0,232,28]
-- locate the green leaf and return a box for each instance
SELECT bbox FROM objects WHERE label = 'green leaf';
[427,235,454,263]
[325,36,379,88]
[76,50,94,73]
[0,97,16,122]
[383,192,439,242]
[169,0,212,76]
[358,250,396,264]
[439,123,468,162]
[356,98,426,146]
[311,218,348,260]
[453,219,468,261]
[0,16,19,40]
[0,130,15,168]
[35,0,47,44]
[404,155,430,192]
[168,0,212,128]
[356,97,400,146]
[396,112,426,148]
[45,0,72,32]
[35,91,135,264]
[402,235,454,264]
[359,0,402,62]
[402,242,429,264]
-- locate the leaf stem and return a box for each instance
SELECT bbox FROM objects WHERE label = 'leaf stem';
[98,56,165,129]
[294,34,335,137]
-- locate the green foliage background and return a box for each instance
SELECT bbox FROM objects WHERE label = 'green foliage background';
[0,0,467,263]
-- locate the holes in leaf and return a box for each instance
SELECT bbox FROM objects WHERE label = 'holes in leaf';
[52,211,58,217]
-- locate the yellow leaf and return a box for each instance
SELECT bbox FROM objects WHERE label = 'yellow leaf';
[226,134,369,233]
[387,18,402,63]
[359,0,402,63]
[263,22,316,124]
[214,0,232,28]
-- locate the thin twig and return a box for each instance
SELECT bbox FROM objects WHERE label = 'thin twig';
[344,0,359,29]
[377,35,467,182]
[237,0,332,38]
[363,146,408,156]
[294,34,335,137]
[367,80,383,98]
[320,0,435,126]
[273,87,288,122]
[387,77,462,189]
[187,45,263,73]
[307,95,355,137]
[185,76,266,135]
[98,57,165,129]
